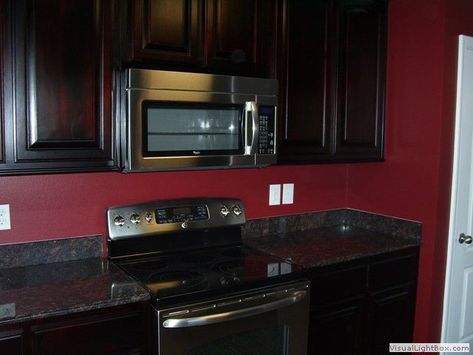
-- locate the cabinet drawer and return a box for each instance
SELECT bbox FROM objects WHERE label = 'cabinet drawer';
[310,265,367,305]
[368,253,419,291]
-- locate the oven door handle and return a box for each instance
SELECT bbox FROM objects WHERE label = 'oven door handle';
[162,290,307,329]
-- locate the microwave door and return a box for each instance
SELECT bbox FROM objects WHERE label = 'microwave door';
[126,90,257,171]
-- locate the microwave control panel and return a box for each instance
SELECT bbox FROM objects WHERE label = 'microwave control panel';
[258,106,276,155]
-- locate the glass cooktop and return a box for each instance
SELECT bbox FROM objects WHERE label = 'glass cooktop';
[115,245,302,306]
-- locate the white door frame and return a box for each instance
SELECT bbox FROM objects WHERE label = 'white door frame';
[441,34,473,353]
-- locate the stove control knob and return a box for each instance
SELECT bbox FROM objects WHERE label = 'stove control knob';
[130,213,141,224]
[144,212,153,223]
[114,215,125,227]
[181,221,188,229]
[220,205,230,217]
[232,205,242,216]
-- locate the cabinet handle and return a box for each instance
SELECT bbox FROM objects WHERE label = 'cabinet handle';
[459,233,473,244]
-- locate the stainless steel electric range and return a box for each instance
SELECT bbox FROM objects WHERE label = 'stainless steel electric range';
[107,198,309,355]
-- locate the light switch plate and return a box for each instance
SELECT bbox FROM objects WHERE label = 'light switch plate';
[282,183,294,204]
[0,204,11,230]
[269,184,281,206]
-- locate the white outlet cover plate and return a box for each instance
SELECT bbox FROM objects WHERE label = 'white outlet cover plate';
[282,183,294,204]
[269,184,281,206]
[0,204,11,230]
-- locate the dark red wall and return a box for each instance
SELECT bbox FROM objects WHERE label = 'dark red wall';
[347,0,473,344]
[0,165,346,245]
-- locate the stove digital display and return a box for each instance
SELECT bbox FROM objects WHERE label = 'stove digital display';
[155,205,208,224]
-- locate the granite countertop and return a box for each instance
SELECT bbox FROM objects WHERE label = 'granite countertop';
[0,257,150,325]
[245,224,421,268]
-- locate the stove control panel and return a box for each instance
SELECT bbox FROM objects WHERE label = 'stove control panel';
[107,198,246,240]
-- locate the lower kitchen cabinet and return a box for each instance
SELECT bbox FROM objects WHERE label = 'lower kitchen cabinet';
[0,329,24,355]
[306,248,419,355]
[0,302,150,355]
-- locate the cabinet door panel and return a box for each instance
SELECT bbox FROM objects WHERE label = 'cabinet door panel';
[0,0,4,164]
[0,329,24,355]
[278,0,332,162]
[334,0,386,159]
[132,0,203,65]
[205,0,277,77]
[369,285,417,355]
[309,300,364,355]
[11,0,116,170]
[31,311,146,355]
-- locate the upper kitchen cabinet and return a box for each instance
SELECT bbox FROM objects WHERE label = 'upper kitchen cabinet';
[278,0,387,163]
[204,0,278,77]
[333,0,386,160]
[0,0,5,167]
[127,0,278,78]
[1,0,117,173]
[130,0,204,66]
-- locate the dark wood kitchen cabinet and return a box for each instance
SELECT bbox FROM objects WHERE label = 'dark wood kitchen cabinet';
[306,248,419,355]
[0,0,5,168]
[0,329,24,355]
[127,0,278,78]
[278,0,387,163]
[0,303,150,355]
[0,0,118,174]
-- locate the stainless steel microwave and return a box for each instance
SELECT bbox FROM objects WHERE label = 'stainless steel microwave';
[123,69,278,172]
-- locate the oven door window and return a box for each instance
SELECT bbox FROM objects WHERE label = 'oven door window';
[142,102,244,157]
[188,325,288,355]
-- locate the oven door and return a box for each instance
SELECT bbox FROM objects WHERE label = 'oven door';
[156,281,310,355]
[126,88,259,172]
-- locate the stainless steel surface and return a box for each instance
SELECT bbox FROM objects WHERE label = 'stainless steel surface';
[459,233,473,244]
[157,280,310,355]
[127,69,278,95]
[244,101,258,155]
[162,289,307,329]
[107,198,245,240]
[124,69,277,172]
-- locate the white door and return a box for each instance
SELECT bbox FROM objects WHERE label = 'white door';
[442,35,473,354]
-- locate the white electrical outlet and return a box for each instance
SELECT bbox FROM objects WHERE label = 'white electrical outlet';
[282,183,294,204]
[269,184,281,206]
[0,204,11,230]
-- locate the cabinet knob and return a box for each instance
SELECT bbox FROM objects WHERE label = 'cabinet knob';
[459,233,473,244]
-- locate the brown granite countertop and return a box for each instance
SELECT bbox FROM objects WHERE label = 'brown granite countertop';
[244,224,421,268]
[0,257,150,325]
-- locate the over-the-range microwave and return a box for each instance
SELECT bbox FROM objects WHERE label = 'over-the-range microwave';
[122,69,277,172]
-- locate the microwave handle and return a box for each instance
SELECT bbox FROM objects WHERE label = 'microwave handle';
[162,290,307,329]
[244,101,258,155]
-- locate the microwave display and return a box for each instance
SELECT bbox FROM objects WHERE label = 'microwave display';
[143,102,243,157]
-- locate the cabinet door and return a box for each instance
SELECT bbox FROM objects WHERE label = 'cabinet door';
[333,0,386,160]
[368,284,417,355]
[278,0,333,163]
[0,0,4,165]
[131,0,204,66]
[9,0,116,172]
[31,307,149,355]
[205,0,277,77]
[309,300,365,355]
[0,329,24,355]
